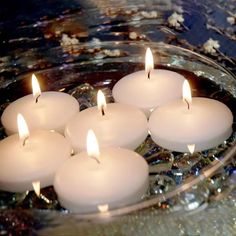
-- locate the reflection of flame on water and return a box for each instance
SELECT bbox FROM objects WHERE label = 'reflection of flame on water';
[32,181,51,204]
[32,181,41,197]
[187,144,195,154]
[98,204,109,213]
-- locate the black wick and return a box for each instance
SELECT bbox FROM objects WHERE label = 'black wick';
[147,70,151,79]
[92,157,100,164]
[101,105,105,116]
[23,137,28,146]
[184,99,190,110]
[35,94,41,103]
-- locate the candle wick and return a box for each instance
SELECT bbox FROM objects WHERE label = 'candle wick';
[147,70,151,79]
[101,106,105,116]
[35,94,41,104]
[184,99,190,110]
[92,156,100,164]
[23,137,29,146]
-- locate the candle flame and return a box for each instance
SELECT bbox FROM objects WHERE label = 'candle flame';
[98,204,109,213]
[145,47,154,76]
[32,74,41,99]
[87,129,100,161]
[97,90,107,116]
[182,80,192,104]
[32,181,41,197]
[187,144,195,154]
[17,114,30,143]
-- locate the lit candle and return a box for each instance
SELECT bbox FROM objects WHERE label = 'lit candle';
[65,90,148,153]
[112,48,185,116]
[54,130,149,213]
[0,114,72,192]
[1,74,79,135]
[148,80,233,152]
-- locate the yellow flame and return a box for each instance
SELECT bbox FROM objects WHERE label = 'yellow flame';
[98,204,109,213]
[145,47,154,73]
[17,114,30,142]
[182,80,192,104]
[32,74,41,99]
[87,129,100,160]
[187,144,195,154]
[32,181,41,197]
[97,90,107,115]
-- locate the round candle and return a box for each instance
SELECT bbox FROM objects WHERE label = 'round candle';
[112,48,185,116]
[54,130,149,213]
[148,80,233,152]
[65,90,148,153]
[0,115,72,192]
[1,74,79,135]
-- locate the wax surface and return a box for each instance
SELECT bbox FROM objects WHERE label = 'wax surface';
[148,98,233,152]
[0,130,72,192]
[1,91,79,135]
[112,69,185,116]
[65,103,148,153]
[54,147,149,213]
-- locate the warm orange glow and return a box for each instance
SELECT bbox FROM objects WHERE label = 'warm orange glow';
[32,181,41,197]
[87,129,100,160]
[182,80,192,104]
[97,90,107,115]
[145,47,154,74]
[17,114,29,142]
[32,74,41,99]
[187,144,195,154]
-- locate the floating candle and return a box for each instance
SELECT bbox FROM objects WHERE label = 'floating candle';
[112,48,185,116]
[65,90,148,153]
[148,80,233,152]
[1,74,79,135]
[0,114,72,192]
[54,130,149,213]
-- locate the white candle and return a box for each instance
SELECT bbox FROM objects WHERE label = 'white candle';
[1,74,79,135]
[54,130,149,213]
[148,80,233,152]
[112,48,185,116]
[65,90,148,153]
[0,114,72,192]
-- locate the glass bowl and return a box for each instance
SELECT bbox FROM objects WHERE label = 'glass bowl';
[0,42,235,235]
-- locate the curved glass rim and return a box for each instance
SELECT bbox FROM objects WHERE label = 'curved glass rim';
[69,145,236,220]
[53,41,236,77]
[16,42,236,219]
[17,41,236,83]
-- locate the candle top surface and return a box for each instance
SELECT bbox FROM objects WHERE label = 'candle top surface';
[0,130,71,192]
[65,103,148,151]
[1,91,79,134]
[112,69,185,109]
[54,147,149,206]
[149,97,233,143]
